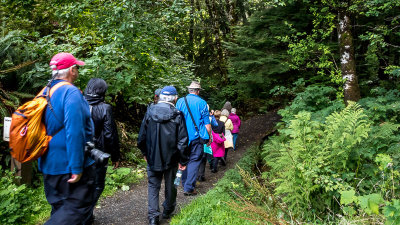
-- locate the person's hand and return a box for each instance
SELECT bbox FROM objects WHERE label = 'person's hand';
[112,161,120,169]
[144,156,147,162]
[207,139,212,146]
[179,164,187,171]
[67,173,82,183]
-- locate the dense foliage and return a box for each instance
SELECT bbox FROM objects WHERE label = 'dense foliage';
[262,86,400,222]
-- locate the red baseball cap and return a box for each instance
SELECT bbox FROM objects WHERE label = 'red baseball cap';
[49,52,85,70]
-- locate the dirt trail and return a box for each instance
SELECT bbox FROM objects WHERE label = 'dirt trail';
[94,111,281,225]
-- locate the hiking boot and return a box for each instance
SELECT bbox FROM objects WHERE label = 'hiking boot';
[220,159,226,166]
[183,189,198,196]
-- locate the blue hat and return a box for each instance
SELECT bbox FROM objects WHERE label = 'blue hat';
[161,86,178,95]
[154,88,162,97]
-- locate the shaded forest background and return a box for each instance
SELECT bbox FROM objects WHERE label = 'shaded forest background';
[1,0,400,122]
[1,0,400,224]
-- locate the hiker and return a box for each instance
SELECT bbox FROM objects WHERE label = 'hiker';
[84,78,120,223]
[229,108,241,150]
[210,110,225,172]
[220,109,234,164]
[222,101,232,113]
[138,86,190,225]
[176,81,212,196]
[39,53,96,225]
[153,88,162,104]
[197,105,219,182]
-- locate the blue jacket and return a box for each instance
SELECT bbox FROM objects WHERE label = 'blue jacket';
[176,94,210,143]
[39,79,94,175]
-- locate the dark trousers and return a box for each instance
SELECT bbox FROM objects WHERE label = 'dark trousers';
[88,161,108,219]
[224,147,233,163]
[182,138,203,192]
[197,153,213,180]
[43,165,96,225]
[212,157,223,172]
[147,166,178,220]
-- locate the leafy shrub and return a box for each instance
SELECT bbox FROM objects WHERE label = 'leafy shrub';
[0,166,43,224]
[264,103,374,218]
[262,87,400,222]
[359,87,400,124]
[278,85,345,123]
[102,166,145,196]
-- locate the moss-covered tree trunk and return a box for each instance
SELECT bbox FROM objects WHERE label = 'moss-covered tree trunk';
[338,10,360,104]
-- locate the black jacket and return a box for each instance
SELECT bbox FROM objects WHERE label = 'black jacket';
[138,102,190,171]
[84,78,120,162]
[212,120,225,135]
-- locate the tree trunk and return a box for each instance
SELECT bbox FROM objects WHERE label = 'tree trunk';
[205,0,228,82]
[237,0,247,23]
[188,0,195,62]
[338,10,360,104]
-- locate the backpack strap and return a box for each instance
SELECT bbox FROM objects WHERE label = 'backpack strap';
[45,81,72,136]
[184,97,200,133]
[49,81,71,97]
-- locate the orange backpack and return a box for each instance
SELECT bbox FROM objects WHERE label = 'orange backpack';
[9,81,71,163]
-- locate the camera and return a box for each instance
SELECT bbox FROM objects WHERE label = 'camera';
[85,142,110,164]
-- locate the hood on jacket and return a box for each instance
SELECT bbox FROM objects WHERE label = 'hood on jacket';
[148,102,180,122]
[84,78,108,105]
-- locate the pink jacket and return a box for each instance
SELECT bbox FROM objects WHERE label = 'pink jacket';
[229,113,241,134]
[211,131,226,157]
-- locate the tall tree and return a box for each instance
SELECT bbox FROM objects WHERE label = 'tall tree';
[338,3,360,103]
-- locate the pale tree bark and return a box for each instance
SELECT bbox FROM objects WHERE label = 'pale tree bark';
[338,10,360,104]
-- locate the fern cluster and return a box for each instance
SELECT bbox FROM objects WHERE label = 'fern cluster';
[262,87,400,222]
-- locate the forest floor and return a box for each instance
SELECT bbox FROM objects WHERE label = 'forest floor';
[93,110,281,225]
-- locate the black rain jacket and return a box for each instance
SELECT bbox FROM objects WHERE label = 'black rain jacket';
[84,78,120,162]
[138,102,190,171]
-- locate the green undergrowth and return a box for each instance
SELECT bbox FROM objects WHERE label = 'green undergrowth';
[101,166,145,197]
[261,86,400,224]
[171,145,264,225]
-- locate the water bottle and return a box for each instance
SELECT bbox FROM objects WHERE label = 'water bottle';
[174,169,183,186]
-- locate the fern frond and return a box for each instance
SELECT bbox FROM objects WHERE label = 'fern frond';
[10,91,35,99]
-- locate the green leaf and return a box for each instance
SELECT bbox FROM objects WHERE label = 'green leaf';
[358,194,384,215]
[340,189,357,205]
[343,206,356,216]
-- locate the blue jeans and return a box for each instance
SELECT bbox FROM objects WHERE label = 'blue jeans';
[182,138,203,192]
[232,133,238,150]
